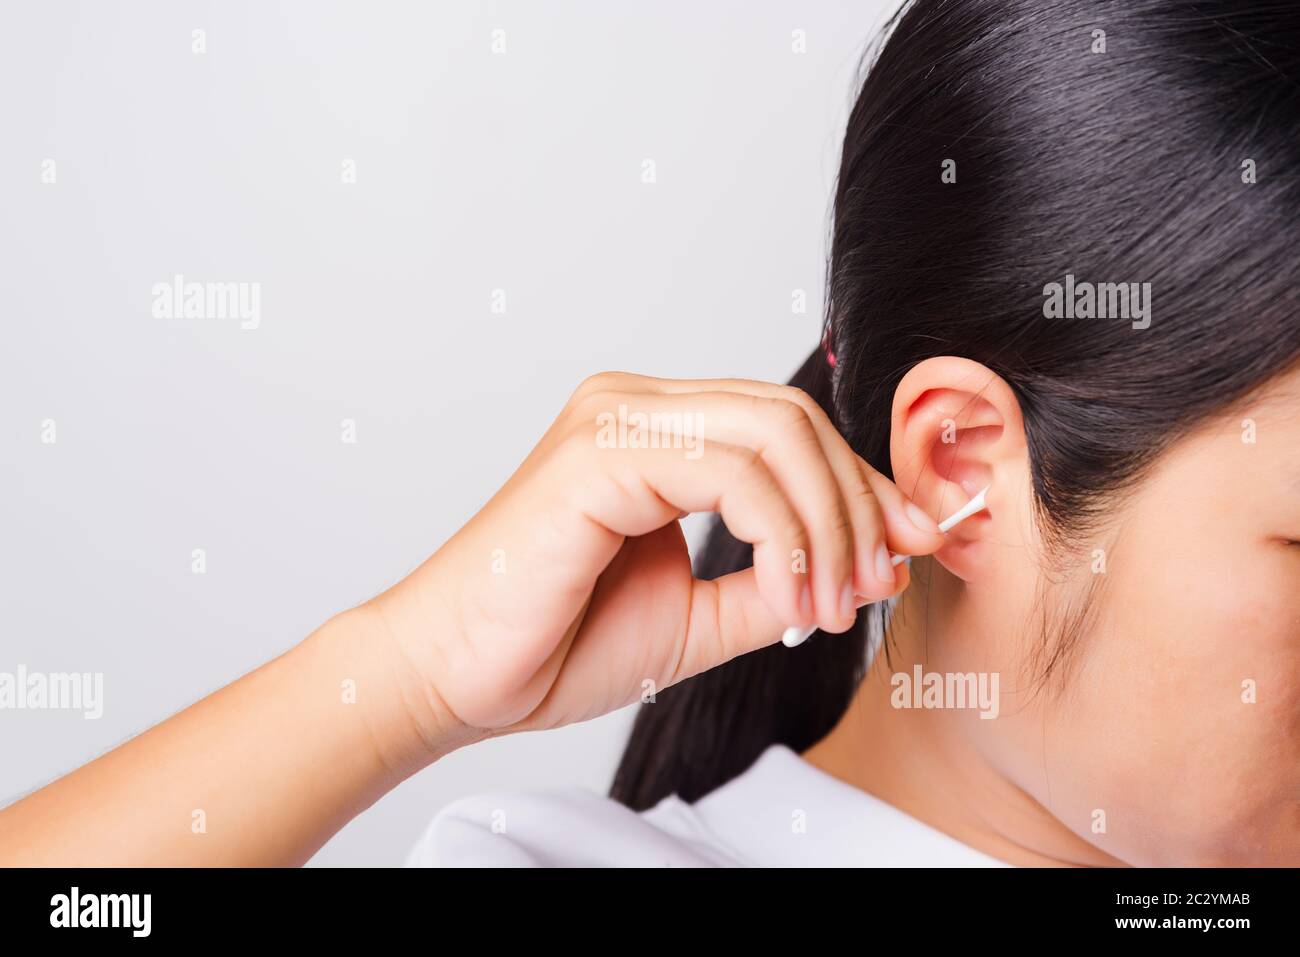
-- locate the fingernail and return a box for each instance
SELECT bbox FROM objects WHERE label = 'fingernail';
[904,500,941,534]
[874,543,896,585]
[782,625,811,648]
[839,582,854,620]
[799,582,812,621]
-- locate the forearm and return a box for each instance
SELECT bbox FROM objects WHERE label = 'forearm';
[0,607,471,866]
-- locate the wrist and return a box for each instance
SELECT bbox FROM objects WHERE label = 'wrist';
[309,602,483,780]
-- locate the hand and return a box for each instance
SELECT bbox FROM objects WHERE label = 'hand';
[0,371,949,866]
[366,372,946,752]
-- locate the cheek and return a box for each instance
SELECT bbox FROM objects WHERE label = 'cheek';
[1065,540,1300,863]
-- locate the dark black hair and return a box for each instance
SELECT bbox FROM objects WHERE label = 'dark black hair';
[611,0,1300,810]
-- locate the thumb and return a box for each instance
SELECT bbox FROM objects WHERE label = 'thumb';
[673,567,788,681]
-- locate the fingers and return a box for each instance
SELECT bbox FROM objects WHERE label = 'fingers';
[560,435,811,629]
[860,466,947,560]
[588,372,947,572]
[676,567,784,682]
[559,374,946,634]
[586,390,856,633]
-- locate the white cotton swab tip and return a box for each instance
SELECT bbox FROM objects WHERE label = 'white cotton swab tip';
[780,484,990,648]
[934,483,990,534]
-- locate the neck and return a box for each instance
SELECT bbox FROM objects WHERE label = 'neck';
[802,561,1126,868]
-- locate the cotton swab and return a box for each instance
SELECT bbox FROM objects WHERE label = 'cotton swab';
[779,485,991,648]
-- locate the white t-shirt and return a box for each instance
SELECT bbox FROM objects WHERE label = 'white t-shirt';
[407,744,1007,867]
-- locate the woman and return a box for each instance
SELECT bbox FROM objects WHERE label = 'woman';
[2,0,1298,867]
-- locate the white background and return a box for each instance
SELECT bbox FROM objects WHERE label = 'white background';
[0,0,899,865]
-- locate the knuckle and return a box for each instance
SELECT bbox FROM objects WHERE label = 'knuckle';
[845,472,878,517]
[778,384,827,423]
[782,515,809,551]
[723,442,765,481]
[569,371,620,405]
[567,387,623,427]
[777,384,813,408]
[813,509,855,558]
[762,396,818,443]
[850,499,885,539]
[775,383,840,436]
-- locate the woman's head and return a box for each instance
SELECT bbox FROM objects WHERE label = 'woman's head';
[613,0,1300,865]
[873,355,1300,866]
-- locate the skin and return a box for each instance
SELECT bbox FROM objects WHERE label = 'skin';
[806,357,1300,867]
[2,363,1295,866]
[0,373,945,865]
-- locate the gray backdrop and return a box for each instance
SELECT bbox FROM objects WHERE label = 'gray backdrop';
[0,0,899,865]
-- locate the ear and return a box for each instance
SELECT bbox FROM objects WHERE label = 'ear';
[889,356,1030,582]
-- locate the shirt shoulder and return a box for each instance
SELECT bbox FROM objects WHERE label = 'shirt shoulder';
[406,786,748,867]
[407,745,1009,867]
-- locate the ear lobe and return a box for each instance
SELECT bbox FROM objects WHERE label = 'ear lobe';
[889,357,1027,581]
